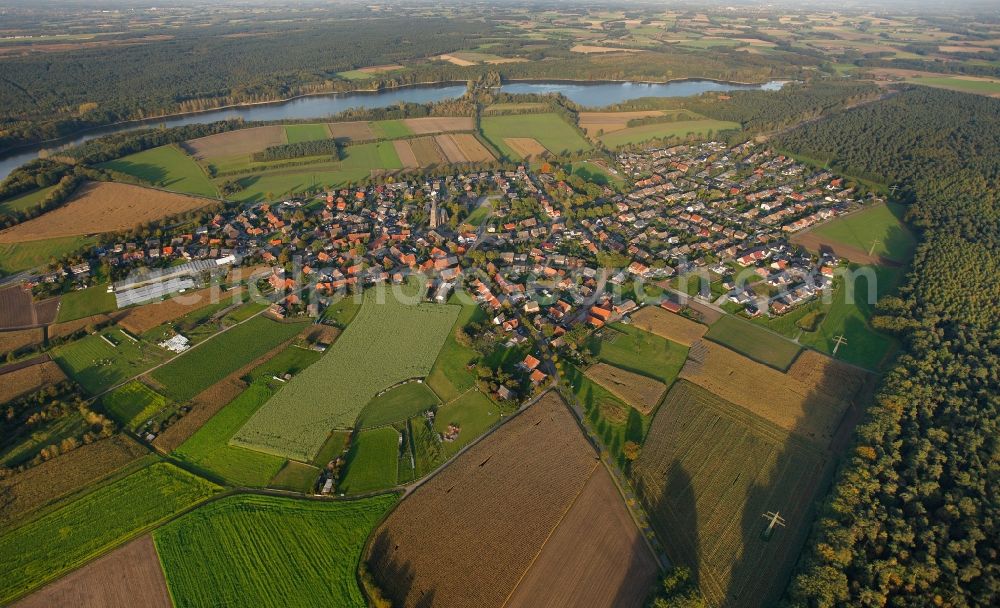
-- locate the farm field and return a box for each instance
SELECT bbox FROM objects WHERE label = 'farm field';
[585,362,666,415]
[284,123,331,143]
[585,322,688,385]
[631,380,830,608]
[392,140,418,168]
[371,119,413,139]
[99,380,169,429]
[117,285,239,335]
[564,363,648,465]
[408,136,446,165]
[54,328,170,395]
[0,182,214,243]
[435,133,495,163]
[630,306,708,346]
[403,116,474,134]
[327,121,376,141]
[578,110,669,136]
[0,360,67,404]
[798,202,915,264]
[268,461,320,493]
[338,426,400,494]
[0,463,219,604]
[906,74,1000,96]
[233,288,459,461]
[705,314,801,370]
[185,126,286,161]
[357,381,440,428]
[504,137,548,158]
[481,113,592,159]
[368,391,655,608]
[14,535,172,608]
[600,118,740,148]
[150,316,307,402]
[56,283,115,322]
[154,493,396,608]
[0,186,55,215]
[0,284,58,330]
[0,236,97,275]
[0,327,44,357]
[101,145,218,198]
[432,388,501,456]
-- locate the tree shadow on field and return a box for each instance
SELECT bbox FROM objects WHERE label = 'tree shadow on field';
[366,528,435,608]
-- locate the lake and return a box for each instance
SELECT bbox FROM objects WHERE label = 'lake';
[0,79,785,180]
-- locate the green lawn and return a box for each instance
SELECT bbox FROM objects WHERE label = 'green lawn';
[54,328,170,394]
[425,295,486,401]
[268,461,320,493]
[371,119,413,139]
[808,202,915,263]
[705,315,802,371]
[154,493,396,607]
[481,113,592,159]
[151,316,307,402]
[0,463,219,604]
[433,389,501,457]
[338,427,400,494]
[101,144,218,198]
[357,381,440,429]
[586,323,688,385]
[0,186,55,215]
[600,119,740,148]
[464,202,491,227]
[284,123,332,143]
[56,283,116,322]
[99,380,170,429]
[0,236,97,276]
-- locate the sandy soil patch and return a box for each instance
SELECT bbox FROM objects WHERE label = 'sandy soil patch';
[0,182,215,243]
[392,140,419,169]
[327,121,376,141]
[185,126,286,160]
[0,360,67,404]
[504,137,548,158]
[402,117,474,134]
[630,306,707,346]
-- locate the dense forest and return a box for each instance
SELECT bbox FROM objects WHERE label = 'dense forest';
[777,88,999,607]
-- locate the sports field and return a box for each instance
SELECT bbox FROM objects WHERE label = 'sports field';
[600,118,740,148]
[234,287,459,461]
[805,202,915,263]
[338,426,401,494]
[481,113,592,159]
[101,144,218,197]
[154,493,397,608]
[705,315,802,370]
[54,329,170,394]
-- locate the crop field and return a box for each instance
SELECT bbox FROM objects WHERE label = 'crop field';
[0,181,213,243]
[55,283,115,322]
[0,284,57,330]
[357,381,440,428]
[284,123,331,143]
[16,535,172,608]
[154,493,396,608]
[327,121,376,141]
[150,316,307,402]
[504,137,548,158]
[403,116,474,134]
[481,113,592,159]
[585,362,666,415]
[0,463,219,604]
[338,426,400,494]
[185,126,286,161]
[54,329,169,395]
[435,133,495,163]
[372,119,413,139]
[101,145,218,198]
[630,306,708,346]
[268,461,320,493]
[368,391,655,608]
[0,186,55,215]
[705,315,801,370]
[578,110,669,136]
[408,136,446,165]
[233,289,459,461]
[600,118,740,148]
[680,340,862,446]
[432,388,501,456]
[585,322,688,385]
[99,380,169,429]
[797,202,915,264]
[631,381,829,608]
[392,139,419,168]
[0,327,43,357]
[0,236,97,276]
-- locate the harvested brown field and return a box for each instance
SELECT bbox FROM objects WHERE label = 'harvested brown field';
[504,137,548,158]
[570,45,639,54]
[393,140,419,169]
[632,380,830,608]
[434,134,494,163]
[434,134,467,163]
[579,111,666,136]
[327,121,376,141]
[585,363,666,415]
[0,328,44,357]
[408,136,446,165]
[631,306,707,346]
[0,182,215,243]
[369,391,655,608]
[791,229,895,266]
[504,466,658,608]
[0,434,148,529]
[185,126,286,160]
[47,313,116,340]
[402,117,474,134]
[0,284,59,330]
[118,286,244,335]
[679,341,860,446]
[14,535,171,608]
[0,360,66,404]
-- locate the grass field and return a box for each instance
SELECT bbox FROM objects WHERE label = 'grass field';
[338,426,401,494]
[585,322,688,385]
[357,381,440,428]
[99,380,170,429]
[808,202,915,263]
[234,286,459,461]
[101,144,218,198]
[0,186,55,215]
[907,75,1000,95]
[425,295,487,401]
[268,461,320,493]
[284,123,331,143]
[481,113,592,159]
[0,236,97,276]
[0,463,219,604]
[151,316,306,402]
[56,283,116,322]
[371,119,413,139]
[433,389,501,457]
[705,315,802,370]
[600,118,740,148]
[154,493,396,607]
[54,329,170,394]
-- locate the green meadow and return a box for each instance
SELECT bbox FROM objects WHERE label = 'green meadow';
[101,144,218,198]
